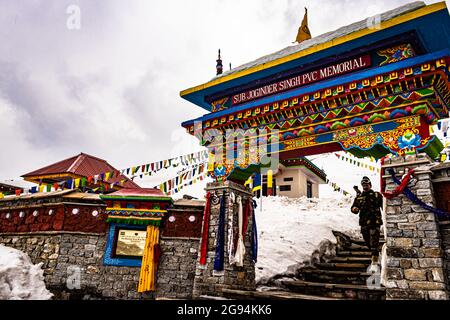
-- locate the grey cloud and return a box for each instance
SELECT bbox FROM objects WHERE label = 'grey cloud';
[0,0,440,182]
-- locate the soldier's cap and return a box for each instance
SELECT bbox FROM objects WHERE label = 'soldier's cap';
[361,176,371,185]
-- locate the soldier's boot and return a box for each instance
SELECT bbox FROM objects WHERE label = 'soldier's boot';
[371,255,379,265]
[368,255,379,272]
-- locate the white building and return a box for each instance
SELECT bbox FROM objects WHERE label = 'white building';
[262,158,327,198]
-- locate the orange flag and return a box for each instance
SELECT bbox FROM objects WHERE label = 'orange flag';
[295,8,312,43]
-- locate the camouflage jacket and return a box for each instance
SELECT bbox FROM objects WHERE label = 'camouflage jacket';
[351,189,383,226]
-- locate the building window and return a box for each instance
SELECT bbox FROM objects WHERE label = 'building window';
[283,177,294,182]
[279,185,291,192]
[307,181,313,198]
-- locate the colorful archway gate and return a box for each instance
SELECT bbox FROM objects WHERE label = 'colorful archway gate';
[181,2,450,299]
[184,55,449,181]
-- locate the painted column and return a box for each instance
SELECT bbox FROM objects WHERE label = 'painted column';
[383,154,449,300]
[192,181,256,298]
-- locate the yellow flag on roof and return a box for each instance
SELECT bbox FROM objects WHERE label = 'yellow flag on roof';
[295,8,312,43]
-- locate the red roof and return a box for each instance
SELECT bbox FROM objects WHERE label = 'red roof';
[22,153,140,189]
[106,188,168,198]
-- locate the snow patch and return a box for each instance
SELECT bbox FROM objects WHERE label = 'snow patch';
[0,244,52,300]
[256,195,360,283]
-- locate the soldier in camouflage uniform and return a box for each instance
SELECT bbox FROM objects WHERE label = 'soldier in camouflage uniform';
[351,176,383,264]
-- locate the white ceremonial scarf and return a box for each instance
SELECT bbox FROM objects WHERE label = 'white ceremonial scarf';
[228,192,236,265]
[234,196,245,267]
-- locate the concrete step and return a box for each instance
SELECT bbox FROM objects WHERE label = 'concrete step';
[282,280,385,300]
[221,288,339,300]
[336,250,373,257]
[349,238,385,247]
[314,262,369,272]
[299,268,370,285]
[327,256,372,264]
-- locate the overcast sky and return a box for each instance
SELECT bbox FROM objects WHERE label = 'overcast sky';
[0,0,448,197]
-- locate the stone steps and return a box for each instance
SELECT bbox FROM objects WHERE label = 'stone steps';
[337,250,373,257]
[224,230,385,300]
[349,238,385,247]
[220,288,339,300]
[314,262,369,272]
[282,280,385,300]
[278,231,386,300]
[299,268,370,285]
[327,256,372,264]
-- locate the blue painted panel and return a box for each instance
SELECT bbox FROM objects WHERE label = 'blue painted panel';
[103,223,145,267]
[315,120,399,144]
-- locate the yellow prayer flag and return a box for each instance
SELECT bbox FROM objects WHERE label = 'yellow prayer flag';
[0,192,4,199]
[74,179,80,188]
[105,172,110,181]
[138,225,160,293]
[267,170,273,188]
[207,153,215,172]
[295,8,312,43]
[39,185,45,193]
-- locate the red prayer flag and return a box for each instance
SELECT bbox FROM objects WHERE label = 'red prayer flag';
[15,189,22,196]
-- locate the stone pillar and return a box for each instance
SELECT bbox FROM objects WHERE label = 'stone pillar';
[383,154,449,300]
[192,181,256,298]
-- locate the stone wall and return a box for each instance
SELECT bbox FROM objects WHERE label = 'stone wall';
[0,231,203,299]
[192,181,256,298]
[431,163,450,292]
[0,197,206,300]
[156,237,200,299]
[440,222,450,287]
[0,231,144,299]
[382,154,449,300]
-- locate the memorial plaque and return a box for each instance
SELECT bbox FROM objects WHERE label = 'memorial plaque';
[115,229,147,257]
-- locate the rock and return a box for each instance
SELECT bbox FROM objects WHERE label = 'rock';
[428,290,448,300]
[393,238,413,247]
[417,222,437,231]
[431,268,445,282]
[404,269,427,281]
[408,281,446,290]
[418,258,443,268]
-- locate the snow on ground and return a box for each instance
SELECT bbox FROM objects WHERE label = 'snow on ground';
[0,244,52,300]
[256,195,360,283]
